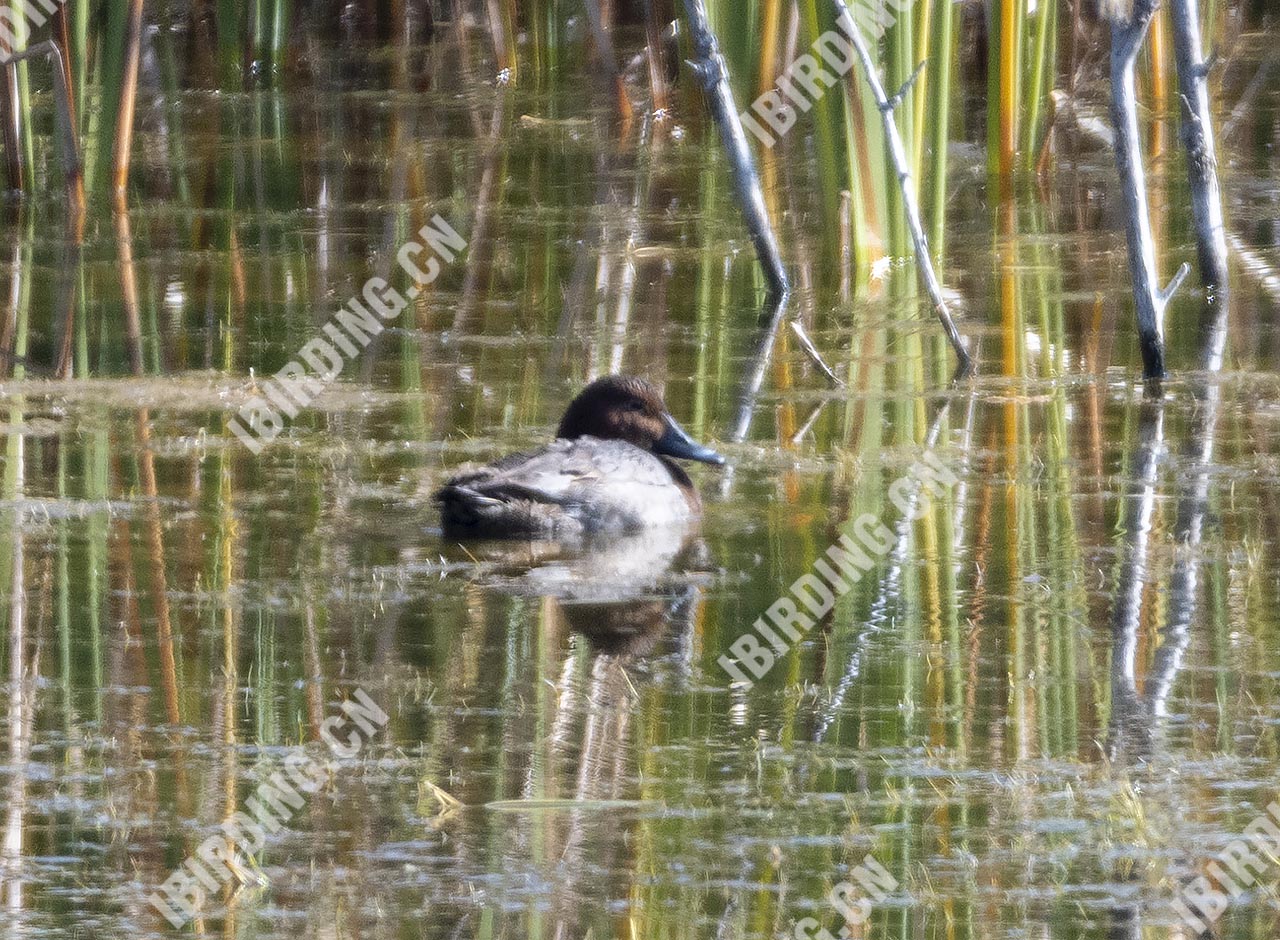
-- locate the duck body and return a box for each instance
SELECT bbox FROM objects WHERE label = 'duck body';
[438,437,699,538]
[436,375,724,540]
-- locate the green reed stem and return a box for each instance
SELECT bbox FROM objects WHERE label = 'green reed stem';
[270,0,287,76]
[70,0,87,133]
[1023,0,1058,168]
[249,0,265,73]
[911,0,931,177]
[928,0,956,255]
[85,426,106,719]
[96,0,129,191]
[885,5,911,255]
[841,81,878,282]
[218,0,242,85]
[801,0,844,238]
[17,42,33,182]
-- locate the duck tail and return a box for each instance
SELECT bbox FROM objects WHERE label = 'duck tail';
[435,483,502,530]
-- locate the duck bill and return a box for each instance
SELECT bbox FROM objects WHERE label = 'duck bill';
[655,414,725,465]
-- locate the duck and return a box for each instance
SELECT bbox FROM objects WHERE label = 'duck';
[436,375,724,539]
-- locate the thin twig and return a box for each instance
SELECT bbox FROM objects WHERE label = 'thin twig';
[1221,59,1274,141]
[789,400,828,445]
[718,296,786,500]
[5,41,83,207]
[788,319,843,387]
[729,296,785,444]
[1158,262,1191,305]
[883,60,926,113]
[829,0,971,376]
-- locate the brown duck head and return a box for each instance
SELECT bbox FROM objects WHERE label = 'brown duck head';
[556,375,725,466]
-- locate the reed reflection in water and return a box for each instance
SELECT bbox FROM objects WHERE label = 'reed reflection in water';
[1,25,1280,940]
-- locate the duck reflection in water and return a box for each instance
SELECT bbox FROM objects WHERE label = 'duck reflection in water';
[440,522,708,937]
[448,521,709,660]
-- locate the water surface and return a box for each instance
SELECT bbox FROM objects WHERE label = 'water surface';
[3,25,1280,940]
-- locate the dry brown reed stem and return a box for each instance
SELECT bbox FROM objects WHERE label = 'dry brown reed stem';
[997,0,1018,200]
[136,409,182,726]
[1147,8,1169,159]
[115,207,144,375]
[485,0,511,76]
[115,200,182,725]
[52,6,75,127]
[642,0,670,114]
[454,88,506,335]
[583,0,634,129]
[304,605,324,738]
[52,219,83,378]
[757,0,784,98]
[112,0,146,198]
[0,223,17,373]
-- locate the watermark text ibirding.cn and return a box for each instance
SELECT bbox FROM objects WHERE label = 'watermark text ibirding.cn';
[740,1,919,149]
[1173,798,1280,934]
[793,854,899,940]
[148,689,389,928]
[720,451,956,687]
[229,215,466,453]
[0,0,63,58]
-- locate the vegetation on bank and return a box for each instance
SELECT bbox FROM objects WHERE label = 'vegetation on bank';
[0,0,1271,389]
[0,1,1266,231]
